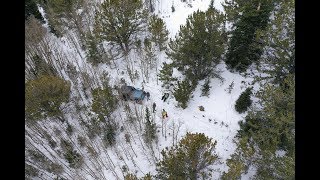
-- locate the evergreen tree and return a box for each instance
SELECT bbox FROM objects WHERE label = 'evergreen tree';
[63,149,83,169]
[60,139,83,169]
[25,75,71,121]
[173,79,196,109]
[156,132,219,179]
[142,173,153,180]
[235,87,252,113]
[254,151,295,179]
[25,15,47,47]
[257,0,295,85]
[84,32,105,66]
[91,86,118,122]
[239,75,294,155]
[94,0,148,55]
[29,54,57,78]
[224,0,275,72]
[25,0,45,23]
[221,136,255,179]
[141,38,157,82]
[25,163,39,179]
[125,173,139,180]
[148,15,169,51]
[39,0,86,38]
[144,107,157,145]
[167,8,225,81]
[103,123,117,146]
[227,75,295,179]
[158,62,176,89]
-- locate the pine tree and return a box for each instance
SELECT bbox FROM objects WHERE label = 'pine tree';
[156,132,219,179]
[254,151,294,179]
[25,163,39,179]
[25,0,45,23]
[142,173,153,180]
[235,87,253,113]
[166,8,225,81]
[224,0,275,72]
[64,149,83,169]
[39,0,86,38]
[140,38,157,82]
[239,75,294,155]
[94,0,148,55]
[91,86,118,122]
[25,75,71,121]
[84,32,106,66]
[125,173,139,180]
[148,15,169,51]
[144,107,157,145]
[158,62,176,89]
[173,79,196,109]
[257,0,295,85]
[221,136,255,179]
[103,123,117,147]
[229,75,295,179]
[28,54,57,79]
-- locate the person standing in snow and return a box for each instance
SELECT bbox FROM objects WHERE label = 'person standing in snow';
[146,92,150,100]
[162,109,168,119]
[152,102,156,113]
[161,93,169,102]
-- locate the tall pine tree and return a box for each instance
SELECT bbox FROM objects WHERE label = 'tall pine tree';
[94,0,148,55]
[166,8,225,82]
[25,75,71,121]
[156,132,219,179]
[25,0,45,23]
[256,0,295,86]
[91,85,118,122]
[224,0,275,72]
[148,15,169,51]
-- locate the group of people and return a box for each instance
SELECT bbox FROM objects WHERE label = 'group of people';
[153,102,168,119]
[151,92,170,119]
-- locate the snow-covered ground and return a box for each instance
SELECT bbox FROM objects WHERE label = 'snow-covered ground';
[103,0,257,178]
[155,0,225,38]
[26,0,261,179]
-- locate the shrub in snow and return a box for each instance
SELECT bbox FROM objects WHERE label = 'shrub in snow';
[235,87,252,113]
[201,78,211,97]
[227,81,234,94]
[66,122,73,136]
[77,136,86,147]
[125,134,130,143]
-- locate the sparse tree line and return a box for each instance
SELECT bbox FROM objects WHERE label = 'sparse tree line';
[25,0,294,179]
